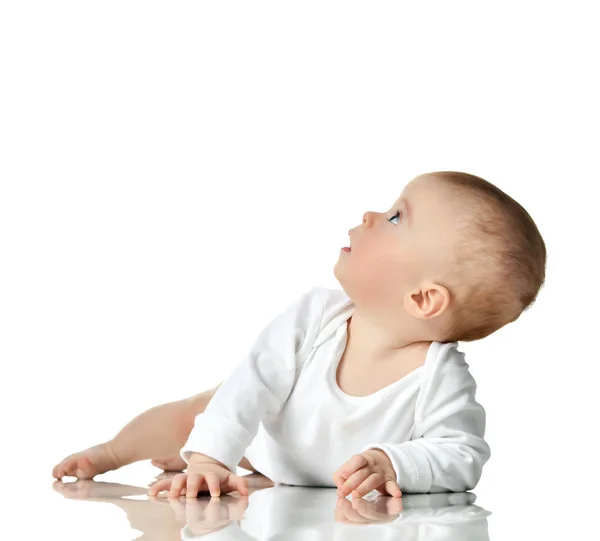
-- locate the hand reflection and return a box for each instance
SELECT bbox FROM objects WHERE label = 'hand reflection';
[148,493,249,536]
[335,493,404,524]
[52,472,490,540]
[52,478,149,500]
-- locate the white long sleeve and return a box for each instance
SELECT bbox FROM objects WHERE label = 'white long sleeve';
[180,287,326,473]
[360,348,491,493]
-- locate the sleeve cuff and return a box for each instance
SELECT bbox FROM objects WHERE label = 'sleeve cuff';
[360,442,433,493]
[180,412,254,474]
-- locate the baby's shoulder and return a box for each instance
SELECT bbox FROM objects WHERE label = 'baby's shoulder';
[427,342,477,389]
[311,287,354,346]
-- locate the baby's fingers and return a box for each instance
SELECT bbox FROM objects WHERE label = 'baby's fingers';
[148,478,173,496]
[203,473,221,498]
[185,473,207,499]
[228,474,249,496]
[169,473,189,497]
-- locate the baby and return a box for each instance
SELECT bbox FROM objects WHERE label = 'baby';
[52,171,547,500]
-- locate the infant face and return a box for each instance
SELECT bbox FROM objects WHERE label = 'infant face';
[335,174,462,306]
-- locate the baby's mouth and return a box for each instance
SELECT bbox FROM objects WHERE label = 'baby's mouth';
[343,231,352,252]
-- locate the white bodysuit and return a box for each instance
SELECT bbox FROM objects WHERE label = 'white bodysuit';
[180,286,491,493]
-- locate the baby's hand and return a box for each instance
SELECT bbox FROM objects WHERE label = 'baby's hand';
[148,453,249,498]
[333,449,402,499]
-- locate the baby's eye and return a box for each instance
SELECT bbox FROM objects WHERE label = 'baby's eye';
[388,210,401,224]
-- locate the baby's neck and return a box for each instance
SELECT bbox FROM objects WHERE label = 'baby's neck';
[345,313,434,364]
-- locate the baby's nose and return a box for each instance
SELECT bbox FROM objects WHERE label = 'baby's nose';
[362,211,377,225]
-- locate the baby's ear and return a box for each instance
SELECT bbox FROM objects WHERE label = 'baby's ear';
[405,282,450,320]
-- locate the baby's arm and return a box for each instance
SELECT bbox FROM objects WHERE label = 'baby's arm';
[359,353,491,493]
[179,287,326,473]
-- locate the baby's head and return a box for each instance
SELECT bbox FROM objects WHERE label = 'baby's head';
[334,171,547,343]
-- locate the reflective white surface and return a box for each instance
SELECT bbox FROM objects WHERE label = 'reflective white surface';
[47,467,491,541]
[7,442,596,540]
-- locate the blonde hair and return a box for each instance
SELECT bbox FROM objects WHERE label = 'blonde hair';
[425,171,547,342]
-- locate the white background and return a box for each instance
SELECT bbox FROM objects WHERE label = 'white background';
[1,1,598,539]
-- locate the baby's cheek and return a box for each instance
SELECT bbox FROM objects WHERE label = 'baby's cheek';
[360,265,405,301]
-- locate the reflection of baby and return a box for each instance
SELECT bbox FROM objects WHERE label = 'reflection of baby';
[181,488,491,541]
[52,172,546,500]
